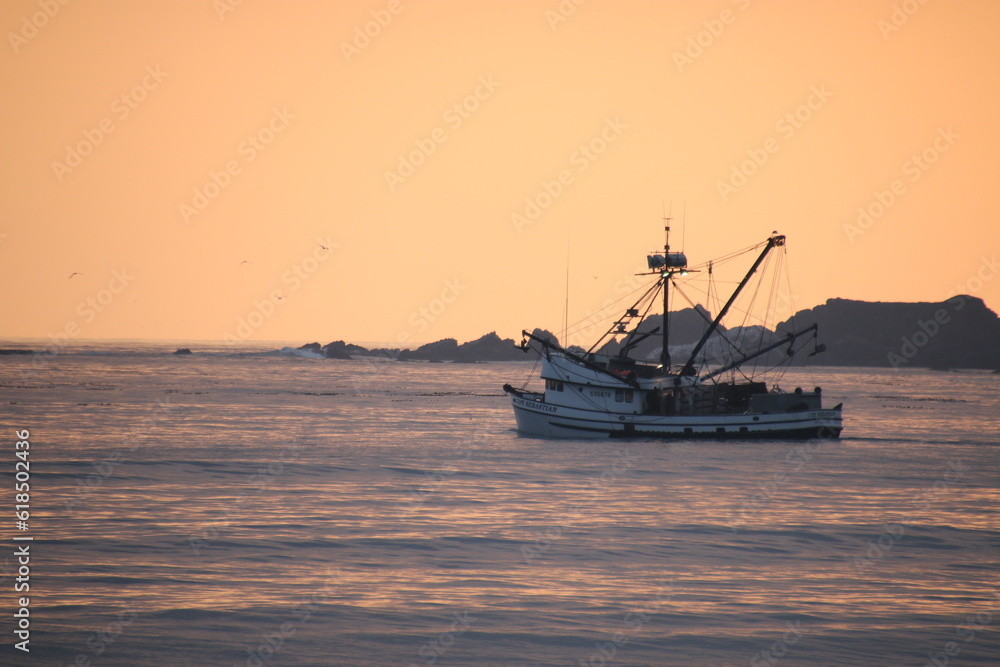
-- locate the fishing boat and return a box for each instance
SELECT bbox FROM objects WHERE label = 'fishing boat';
[503,228,843,439]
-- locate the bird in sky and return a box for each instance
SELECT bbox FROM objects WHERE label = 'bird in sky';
[68,272,82,279]
[239,260,251,265]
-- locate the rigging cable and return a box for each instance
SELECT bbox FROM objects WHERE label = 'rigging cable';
[560,276,660,347]
[518,351,543,391]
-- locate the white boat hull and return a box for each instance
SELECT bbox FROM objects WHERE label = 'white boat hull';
[508,392,842,440]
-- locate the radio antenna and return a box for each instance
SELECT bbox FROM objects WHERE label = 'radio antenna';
[682,202,686,252]
[561,233,570,346]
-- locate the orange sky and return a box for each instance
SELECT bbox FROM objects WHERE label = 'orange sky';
[2,0,998,346]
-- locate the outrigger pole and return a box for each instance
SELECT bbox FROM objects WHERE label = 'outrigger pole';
[679,233,785,377]
[699,323,820,382]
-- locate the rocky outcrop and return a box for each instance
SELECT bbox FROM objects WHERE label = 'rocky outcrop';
[397,338,459,361]
[288,295,1000,369]
[397,333,528,362]
[779,295,1000,370]
[321,341,362,360]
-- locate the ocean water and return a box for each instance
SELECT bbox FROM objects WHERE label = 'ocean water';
[1,341,998,666]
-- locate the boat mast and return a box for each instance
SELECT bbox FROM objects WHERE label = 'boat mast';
[642,215,688,372]
[661,218,671,370]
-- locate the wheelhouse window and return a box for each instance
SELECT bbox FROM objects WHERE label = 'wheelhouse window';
[546,379,564,391]
[615,389,633,403]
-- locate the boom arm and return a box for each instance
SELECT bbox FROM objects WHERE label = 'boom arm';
[679,234,784,376]
[699,323,819,382]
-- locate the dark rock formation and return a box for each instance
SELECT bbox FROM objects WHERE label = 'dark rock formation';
[779,295,1000,370]
[320,341,357,360]
[596,305,719,361]
[453,332,529,362]
[396,332,532,362]
[289,295,1000,369]
[398,338,458,361]
[527,328,560,347]
[298,342,323,355]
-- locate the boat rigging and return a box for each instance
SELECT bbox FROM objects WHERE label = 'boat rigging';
[503,229,843,440]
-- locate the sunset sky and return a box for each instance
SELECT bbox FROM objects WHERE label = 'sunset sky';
[2,0,998,346]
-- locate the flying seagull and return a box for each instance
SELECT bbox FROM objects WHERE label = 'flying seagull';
[239,260,251,265]
[68,272,82,279]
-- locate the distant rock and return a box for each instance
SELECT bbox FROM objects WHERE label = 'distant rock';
[173,348,192,355]
[596,306,718,361]
[288,294,999,370]
[527,328,560,347]
[366,347,402,360]
[395,332,533,362]
[454,332,528,362]
[559,296,1000,371]
[398,338,458,361]
[320,341,357,360]
[290,341,355,359]
[779,295,1000,370]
